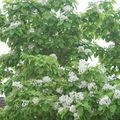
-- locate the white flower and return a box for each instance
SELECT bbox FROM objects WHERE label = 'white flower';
[37,0,48,5]
[58,107,64,113]
[73,112,79,118]
[59,95,73,106]
[9,21,21,28]
[68,72,78,82]
[42,76,51,83]
[74,92,84,101]
[78,59,88,74]
[88,82,97,91]
[77,46,84,53]
[99,96,111,106]
[88,91,94,97]
[56,88,63,94]
[32,97,39,105]
[29,28,35,33]
[28,44,35,49]
[12,81,23,89]
[58,66,65,70]
[108,42,115,49]
[103,83,115,90]
[69,91,76,98]
[85,49,92,55]
[79,81,88,89]
[50,53,57,60]
[69,105,76,113]
[22,100,29,107]
[114,90,120,99]
[54,102,60,110]
[34,80,43,84]
[63,5,72,12]
[59,13,68,21]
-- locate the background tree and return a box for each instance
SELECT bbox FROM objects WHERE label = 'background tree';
[0,0,120,120]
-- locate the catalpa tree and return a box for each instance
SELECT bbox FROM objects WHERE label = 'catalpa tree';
[0,0,120,120]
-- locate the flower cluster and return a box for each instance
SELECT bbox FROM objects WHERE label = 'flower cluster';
[9,21,21,29]
[77,46,92,55]
[22,100,29,107]
[34,76,52,85]
[32,97,40,105]
[78,59,89,74]
[114,89,120,99]
[12,81,23,89]
[55,91,84,118]
[50,53,57,60]
[37,0,48,5]
[99,96,111,106]
[68,72,78,82]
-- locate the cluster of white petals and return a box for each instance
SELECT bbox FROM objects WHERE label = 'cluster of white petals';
[50,53,57,60]
[37,0,48,5]
[99,96,111,106]
[56,88,63,94]
[78,46,92,55]
[103,83,115,90]
[79,81,88,89]
[63,5,72,12]
[88,82,97,91]
[22,100,29,107]
[12,81,23,89]
[114,89,120,99]
[29,28,35,33]
[68,72,78,82]
[9,21,21,28]
[32,97,40,105]
[28,43,35,49]
[78,59,89,74]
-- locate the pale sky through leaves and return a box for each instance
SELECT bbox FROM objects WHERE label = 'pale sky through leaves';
[0,0,120,66]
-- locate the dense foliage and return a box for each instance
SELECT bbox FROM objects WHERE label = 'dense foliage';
[0,0,120,120]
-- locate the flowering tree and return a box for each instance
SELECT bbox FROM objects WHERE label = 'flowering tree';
[0,0,120,120]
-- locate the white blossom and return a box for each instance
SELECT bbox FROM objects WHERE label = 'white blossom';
[29,28,35,33]
[114,90,120,99]
[42,76,51,83]
[78,59,89,74]
[69,105,76,113]
[56,88,63,94]
[74,92,84,101]
[34,80,43,84]
[28,44,35,49]
[12,81,23,89]
[68,72,78,82]
[69,91,76,98]
[88,82,97,91]
[59,95,73,106]
[85,49,92,55]
[77,46,84,53]
[58,66,65,70]
[58,107,64,113]
[108,42,115,49]
[50,53,57,60]
[79,81,88,89]
[59,14,68,21]
[54,102,60,110]
[22,100,29,107]
[32,97,40,105]
[103,83,115,90]
[9,21,21,28]
[63,5,72,12]
[37,0,48,5]
[99,96,111,106]
[73,113,79,118]
[88,91,94,97]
